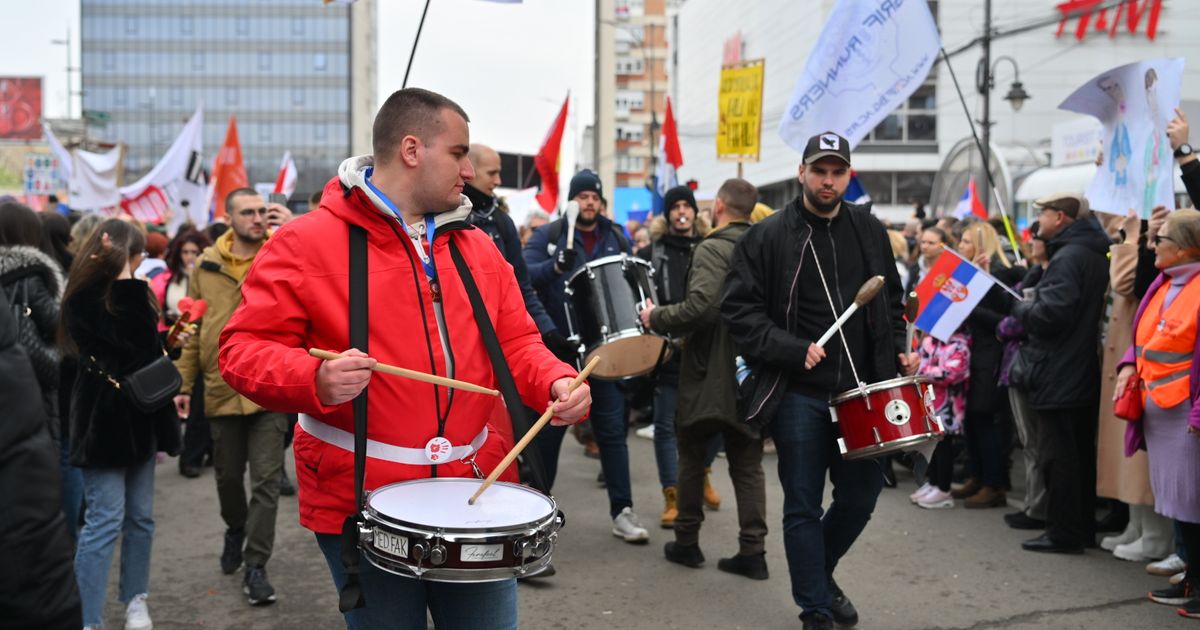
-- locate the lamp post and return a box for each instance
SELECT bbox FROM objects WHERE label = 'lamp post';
[975,0,1031,214]
[50,29,80,120]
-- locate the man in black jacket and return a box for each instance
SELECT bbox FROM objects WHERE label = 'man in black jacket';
[722,132,915,630]
[0,287,82,630]
[1013,193,1111,554]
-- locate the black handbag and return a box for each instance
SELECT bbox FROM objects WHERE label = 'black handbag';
[4,277,60,391]
[89,353,182,413]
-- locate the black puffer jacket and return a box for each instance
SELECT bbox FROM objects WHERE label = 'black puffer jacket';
[1012,217,1112,410]
[722,196,906,426]
[64,280,176,467]
[0,288,82,630]
[964,259,1024,414]
[0,245,64,436]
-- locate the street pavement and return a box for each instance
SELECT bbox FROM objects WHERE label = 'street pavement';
[99,435,1192,629]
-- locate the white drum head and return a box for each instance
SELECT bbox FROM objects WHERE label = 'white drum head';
[368,479,554,530]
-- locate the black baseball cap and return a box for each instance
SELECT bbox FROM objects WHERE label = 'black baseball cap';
[803,131,851,166]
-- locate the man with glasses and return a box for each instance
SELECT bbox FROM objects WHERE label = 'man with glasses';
[173,188,293,606]
[1012,192,1112,555]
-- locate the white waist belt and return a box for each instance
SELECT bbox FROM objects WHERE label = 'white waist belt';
[298,414,488,466]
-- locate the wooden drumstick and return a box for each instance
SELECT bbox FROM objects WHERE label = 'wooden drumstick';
[815,275,885,348]
[308,349,500,397]
[468,356,601,505]
[564,201,580,251]
[904,292,920,352]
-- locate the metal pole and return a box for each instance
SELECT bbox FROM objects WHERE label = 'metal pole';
[402,0,433,89]
[980,0,992,214]
[66,29,73,120]
[647,22,658,190]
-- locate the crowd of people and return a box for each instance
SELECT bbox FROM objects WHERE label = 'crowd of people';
[1,87,1198,630]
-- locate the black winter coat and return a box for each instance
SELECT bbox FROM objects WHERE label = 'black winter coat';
[0,245,63,417]
[1012,217,1112,410]
[964,259,1024,414]
[0,289,82,630]
[722,197,907,426]
[64,279,176,468]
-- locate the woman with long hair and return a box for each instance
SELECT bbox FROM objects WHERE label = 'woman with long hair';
[1116,209,1200,620]
[60,219,189,630]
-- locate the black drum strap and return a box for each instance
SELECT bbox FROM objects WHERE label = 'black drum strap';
[339,223,368,612]
[449,240,550,494]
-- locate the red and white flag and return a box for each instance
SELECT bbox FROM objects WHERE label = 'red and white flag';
[273,152,298,199]
[534,95,569,212]
[655,96,684,197]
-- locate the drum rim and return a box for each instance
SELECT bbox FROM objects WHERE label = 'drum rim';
[564,253,652,283]
[829,375,932,405]
[365,478,557,535]
[583,333,671,380]
[841,432,944,461]
[361,546,554,583]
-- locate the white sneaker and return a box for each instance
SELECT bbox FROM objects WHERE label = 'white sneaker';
[1170,570,1186,585]
[1113,538,1147,562]
[1147,553,1186,576]
[635,425,655,440]
[125,593,152,630]
[1100,525,1139,551]
[612,507,649,543]
[917,488,954,509]
[909,483,934,504]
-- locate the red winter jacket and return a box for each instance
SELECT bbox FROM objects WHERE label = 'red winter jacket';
[219,160,577,534]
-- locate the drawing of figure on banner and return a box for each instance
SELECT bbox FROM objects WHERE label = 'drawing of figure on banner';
[1060,58,1184,218]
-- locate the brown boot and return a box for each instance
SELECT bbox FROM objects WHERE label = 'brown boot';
[950,477,981,499]
[661,486,678,528]
[964,485,1007,509]
[703,468,721,510]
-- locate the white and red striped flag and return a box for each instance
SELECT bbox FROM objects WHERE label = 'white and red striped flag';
[273,152,298,199]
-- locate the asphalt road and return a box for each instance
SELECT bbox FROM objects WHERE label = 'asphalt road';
[97,435,1191,629]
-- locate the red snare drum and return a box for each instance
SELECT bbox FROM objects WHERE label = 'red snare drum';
[829,376,943,461]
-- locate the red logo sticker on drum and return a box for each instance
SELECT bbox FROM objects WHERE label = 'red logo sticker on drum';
[424,437,453,463]
[932,273,969,302]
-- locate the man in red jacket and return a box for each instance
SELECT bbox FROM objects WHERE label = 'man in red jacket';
[218,88,589,629]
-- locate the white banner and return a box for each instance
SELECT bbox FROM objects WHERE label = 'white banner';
[120,106,208,231]
[42,123,123,211]
[1059,58,1185,218]
[778,0,940,152]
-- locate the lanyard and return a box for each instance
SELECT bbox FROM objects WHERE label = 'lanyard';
[364,168,438,284]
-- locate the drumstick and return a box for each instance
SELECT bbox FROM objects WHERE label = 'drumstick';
[564,201,579,251]
[308,349,500,397]
[468,356,601,505]
[904,292,920,352]
[815,275,885,348]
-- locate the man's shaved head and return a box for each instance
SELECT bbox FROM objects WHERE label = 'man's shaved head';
[468,143,502,196]
[373,87,470,165]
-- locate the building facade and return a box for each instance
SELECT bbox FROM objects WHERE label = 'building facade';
[81,0,375,204]
[673,0,1200,221]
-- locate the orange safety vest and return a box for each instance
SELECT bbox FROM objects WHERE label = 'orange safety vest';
[1135,275,1200,409]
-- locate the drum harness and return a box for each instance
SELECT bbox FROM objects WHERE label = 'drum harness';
[807,241,872,409]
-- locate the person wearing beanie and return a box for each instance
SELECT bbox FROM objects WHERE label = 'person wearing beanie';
[635,185,720,528]
[524,169,652,546]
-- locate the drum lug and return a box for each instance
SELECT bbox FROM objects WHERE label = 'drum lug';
[411,540,430,564]
[837,437,848,455]
[358,526,374,546]
[872,426,882,445]
[514,539,534,560]
[600,325,608,334]
[429,543,447,566]
[829,406,839,424]
[923,414,932,433]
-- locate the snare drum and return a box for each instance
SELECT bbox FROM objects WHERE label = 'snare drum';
[361,478,562,582]
[564,255,670,379]
[829,376,944,460]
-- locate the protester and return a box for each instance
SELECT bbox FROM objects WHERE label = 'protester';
[1115,208,1200,618]
[722,131,914,629]
[60,220,189,630]
[888,229,910,288]
[218,88,587,629]
[525,169,651,544]
[0,283,82,630]
[173,189,293,606]
[910,328,971,509]
[1012,193,1111,555]
[907,226,947,294]
[642,178,767,576]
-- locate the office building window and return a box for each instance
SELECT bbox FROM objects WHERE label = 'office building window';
[315,124,327,141]
[236,16,249,35]
[181,17,194,35]
[860,81,936,145]
[259,123,271,142]
[314,53,327,71]
[102,51,115,71]
[616,124,643,142]
[125,17,137,35]
[115,87,128,106]
[292,88,305,106]
[291,17,305,36]
[192,52,205,71]
[258,52,271,71]
[616,58,644,75]
[225,87,239,106]
[170,86,183,106]
[853,171,935,205]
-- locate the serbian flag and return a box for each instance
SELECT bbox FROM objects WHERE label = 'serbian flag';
[534,95,569,212]
[846,170,870,204]
[211,115,248,220]
[655,96,684,199]
[913,249,996,342]
[953,176,988,219]
[273,152,298,198]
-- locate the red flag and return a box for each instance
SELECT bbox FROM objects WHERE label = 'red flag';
[211,115,248,219]
[661,97,683,170]
[273,151,297,198]
[534,95,569,212]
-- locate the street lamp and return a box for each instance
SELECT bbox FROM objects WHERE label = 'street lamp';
[50,29,80,120]
[975,0,1032,214]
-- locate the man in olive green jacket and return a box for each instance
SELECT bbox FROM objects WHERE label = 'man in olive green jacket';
[640,178,768,579]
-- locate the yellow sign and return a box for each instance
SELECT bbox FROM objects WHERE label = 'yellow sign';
[717,59,765,162]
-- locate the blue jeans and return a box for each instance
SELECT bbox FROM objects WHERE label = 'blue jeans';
[59,434,83,543]
[75,456,156,627]
[771,393,883,619]
[653,382,679,488]
[315,533,517,630]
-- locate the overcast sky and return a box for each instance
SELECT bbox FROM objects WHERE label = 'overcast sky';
[2,0,595,157]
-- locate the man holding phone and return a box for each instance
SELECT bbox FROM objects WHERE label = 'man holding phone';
[173,188,294,606]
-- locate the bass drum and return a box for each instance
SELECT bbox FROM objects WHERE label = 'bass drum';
[564,255,670,380]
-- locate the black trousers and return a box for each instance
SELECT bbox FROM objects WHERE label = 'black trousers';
[1181,520,1200,587]
[928,437,956,492]
[179,376,210,469]
[1034,404,1098,547]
